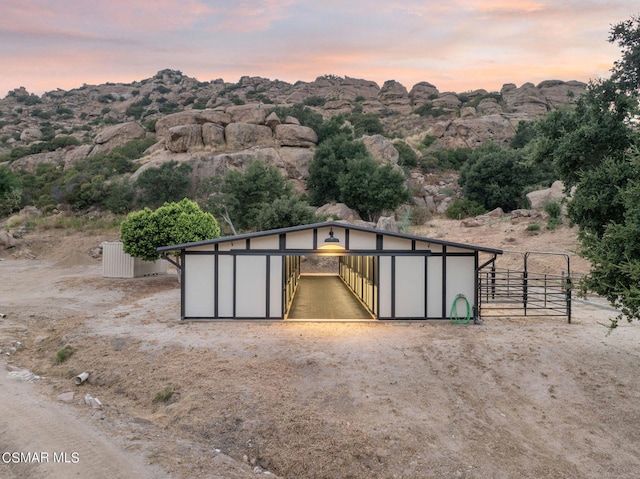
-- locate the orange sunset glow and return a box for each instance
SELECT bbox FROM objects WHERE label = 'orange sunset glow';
[1,0,638,96]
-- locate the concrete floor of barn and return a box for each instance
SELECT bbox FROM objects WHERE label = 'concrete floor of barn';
[286,275,373,320]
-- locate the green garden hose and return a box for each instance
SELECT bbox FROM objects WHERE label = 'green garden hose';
[450,294,471,324]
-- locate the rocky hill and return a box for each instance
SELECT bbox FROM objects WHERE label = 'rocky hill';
[0,69,586,217]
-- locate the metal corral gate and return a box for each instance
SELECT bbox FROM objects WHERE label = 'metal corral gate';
[478,251,573,323]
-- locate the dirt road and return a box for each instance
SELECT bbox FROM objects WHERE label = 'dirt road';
[0,361,171,479]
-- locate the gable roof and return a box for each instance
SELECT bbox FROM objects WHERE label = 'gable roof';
[157,221,503,255]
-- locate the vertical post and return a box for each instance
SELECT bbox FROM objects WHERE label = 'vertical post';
[523,253,529,317]
[491,264,496,299]
[566,275,572,324]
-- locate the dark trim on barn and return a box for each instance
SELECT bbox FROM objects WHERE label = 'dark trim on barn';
[158,221,502,321]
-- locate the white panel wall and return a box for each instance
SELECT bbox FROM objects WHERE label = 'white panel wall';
[184,255,215,318]
[446,256,476,317]
[286,230,313,249]
[250,236,280,249]
[395,256,425,317]
[349,230,377,250]
[426,256,443,318]
[218,256,234,317]
[378,256,392,318]
[235,256,267,317]
[269,257,283,318]
[383,237,413,250]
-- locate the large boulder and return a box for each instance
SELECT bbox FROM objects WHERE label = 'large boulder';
[378,80,411,114]
[166,125,204,153]
[63,145,93,169]
[538,80,587,109]
[409,82,439,107]
[274,124,318,147]
[225,104,267,124]
[202,123,226,150]
[224,123,274,150]
[435,115,516,149]
[361,135,399,165]
[501,82,549,115]
[10,150,65,172]
[316,203,361,222]
[432,92,462,111]
[0,231,17,249]
[376,216,398,232]
[91,122,147,156]
[20,127,42,142]
[280,147,314,181]
[155,110,231,140]
[526,180,566,210]
[476,98,503,115]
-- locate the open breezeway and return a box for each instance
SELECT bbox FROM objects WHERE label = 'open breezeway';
[286,275,373,320]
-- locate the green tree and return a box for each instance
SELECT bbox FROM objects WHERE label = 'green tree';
[338,157,409,221]
[120,199,220,262]
[0,166,22,216]
[198,161,314,233]
[529,80,636,188]
[135,161,192,208]
[255,195,323,230]
[579,173,640,327]
[307,134,370,205]
[534,14,640,326]
[458,142,531,212]
[220,161,293,232]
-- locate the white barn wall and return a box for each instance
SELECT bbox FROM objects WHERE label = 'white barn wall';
[383,236,413,250]
[269,258,283,318]
[236,256,267,317]
[379,257,392,318]
[349,230,377,250]
[286,230,313,249]
[395,256,425,317]
[446,256,476,317]
[184,255,215,318]
[218,256,234,317]
[427,257,443,318]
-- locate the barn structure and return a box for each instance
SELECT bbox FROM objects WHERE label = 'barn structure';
[157,221,502,321]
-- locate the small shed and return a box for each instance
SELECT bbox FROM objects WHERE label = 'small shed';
[102,241,167,278]
[158,221,502,321]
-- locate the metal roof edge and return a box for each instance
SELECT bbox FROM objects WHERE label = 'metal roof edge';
[157,220,503,255]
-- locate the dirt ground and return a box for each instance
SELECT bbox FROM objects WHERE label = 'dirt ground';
[1,216,640,479]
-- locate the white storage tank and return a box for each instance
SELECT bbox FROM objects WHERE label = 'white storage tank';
[102,241,167,278]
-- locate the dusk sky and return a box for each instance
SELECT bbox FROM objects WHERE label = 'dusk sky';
[1,1,639,98]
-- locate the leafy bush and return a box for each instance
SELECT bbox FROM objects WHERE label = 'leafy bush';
[394,141,418,168]
[0,166,22,216]
[347,113,384,137]
[55,345,73,364]
[135,161,192,208]
[544,200,562,219]
[445,199,486,219]
[121,199,220,261]
[256,195,323,230]
[153,387,175,403]
[420,135,437,149]
[303,95,326,107]
[414,103,448,117]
